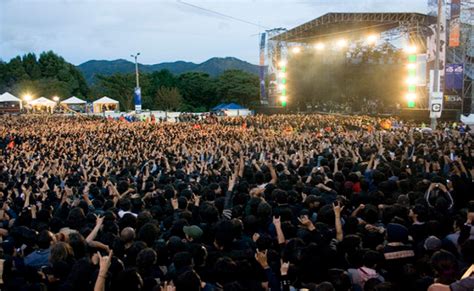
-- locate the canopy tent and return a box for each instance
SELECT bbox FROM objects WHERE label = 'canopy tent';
[93,96,119,113]
[212,103,246,111]
[61,96,87,105]
[0,92,21,103]
[29,97,56,107]
[222,103,246,110]
[0,92,22,112]
[212,103,227,111]
[28,97,56,113]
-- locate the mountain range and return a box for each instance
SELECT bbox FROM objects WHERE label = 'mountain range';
[77,57,260,84]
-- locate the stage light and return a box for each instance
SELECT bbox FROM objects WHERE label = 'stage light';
[406,93,416,108]
[278,72,287,78]
[279,95,287,107]
[291,47,301,54]
[314,43,325,50]
[278,84,286,90]
[406,77,418,85]
[367,34,378,44]
[23,94,32,102]
[406,93,417,101]
[404,45,417,54]
[278,60,287,67]
[53,96,60,102]
[336,39,347,48]
[406,63,416,70]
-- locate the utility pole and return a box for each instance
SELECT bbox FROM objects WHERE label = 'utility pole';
[131,53,142,113]
[131,53,140,88]
[431,0,442,129]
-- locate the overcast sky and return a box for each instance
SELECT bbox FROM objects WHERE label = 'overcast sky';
[0,0,428,65]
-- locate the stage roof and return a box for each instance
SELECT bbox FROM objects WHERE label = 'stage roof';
[271,12,436,43]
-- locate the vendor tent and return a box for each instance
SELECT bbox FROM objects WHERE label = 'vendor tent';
[93,96,119,113]
[0,92,22,112]
[0,92,21,103]
[29,97,56,107]
[29,97,56,113]
[61,96,87,113]
[61,96,87,105]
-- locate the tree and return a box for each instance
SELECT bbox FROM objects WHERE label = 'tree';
[7,56,28,83]
[93,74,135,110]
[0,61,8,91]
[38,51,65,78]
[1,51,90,99]
[177,72,216,111]
[216,70,259,107]
[155,87,183,111]
[22,53,42,80]
[12,78,70,100]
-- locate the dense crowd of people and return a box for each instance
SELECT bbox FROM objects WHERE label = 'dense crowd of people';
[0,113,473,291]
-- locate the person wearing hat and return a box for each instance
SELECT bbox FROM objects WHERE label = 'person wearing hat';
[424,235,442,252]
[183,225,203,242]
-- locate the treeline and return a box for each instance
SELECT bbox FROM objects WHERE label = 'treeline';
[90,69,260,112]
[0,51,89,99]
[0,51,260,112]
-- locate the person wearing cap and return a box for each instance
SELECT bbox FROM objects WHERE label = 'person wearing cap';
[183,225,203,242]
[424,235,442,252]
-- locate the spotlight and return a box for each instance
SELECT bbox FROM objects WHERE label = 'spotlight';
[336,39,347,48]
[279,95,287,102]
[291,47,301,54]
[278,72,287,78]
[404,45,417,54]
[405,93,417,101]
[367,34,378,44]
[23,94,32,102]
[407,63,416,70]
[278,84,286,90]
[314,43,325,50]
[278,60,287,67]
[406,77,418,85]
[53,96,60,102]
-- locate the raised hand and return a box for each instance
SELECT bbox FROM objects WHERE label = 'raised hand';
[94,214,105,227]
[298,215,315,231]
[255,249,269,269]
[273,216,281,229]
[97,249,113,277]
[280,261,290,276]
[333,201,344,217]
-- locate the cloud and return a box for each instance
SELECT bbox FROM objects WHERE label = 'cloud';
[1,0,429,65]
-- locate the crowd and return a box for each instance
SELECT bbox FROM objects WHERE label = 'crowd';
[309,99,391,115]
[0,113,473,291]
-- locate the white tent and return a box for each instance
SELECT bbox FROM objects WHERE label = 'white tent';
[0,92,22,111]
[0,92,21,103]
[93,96,119,113]
[93,96,119,105]
[61,96,87,105]
[29,97,56,107]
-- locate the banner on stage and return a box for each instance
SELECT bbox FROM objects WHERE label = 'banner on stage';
[445,64,464,90]
[449,0,461,47]
[259,33,267,103]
